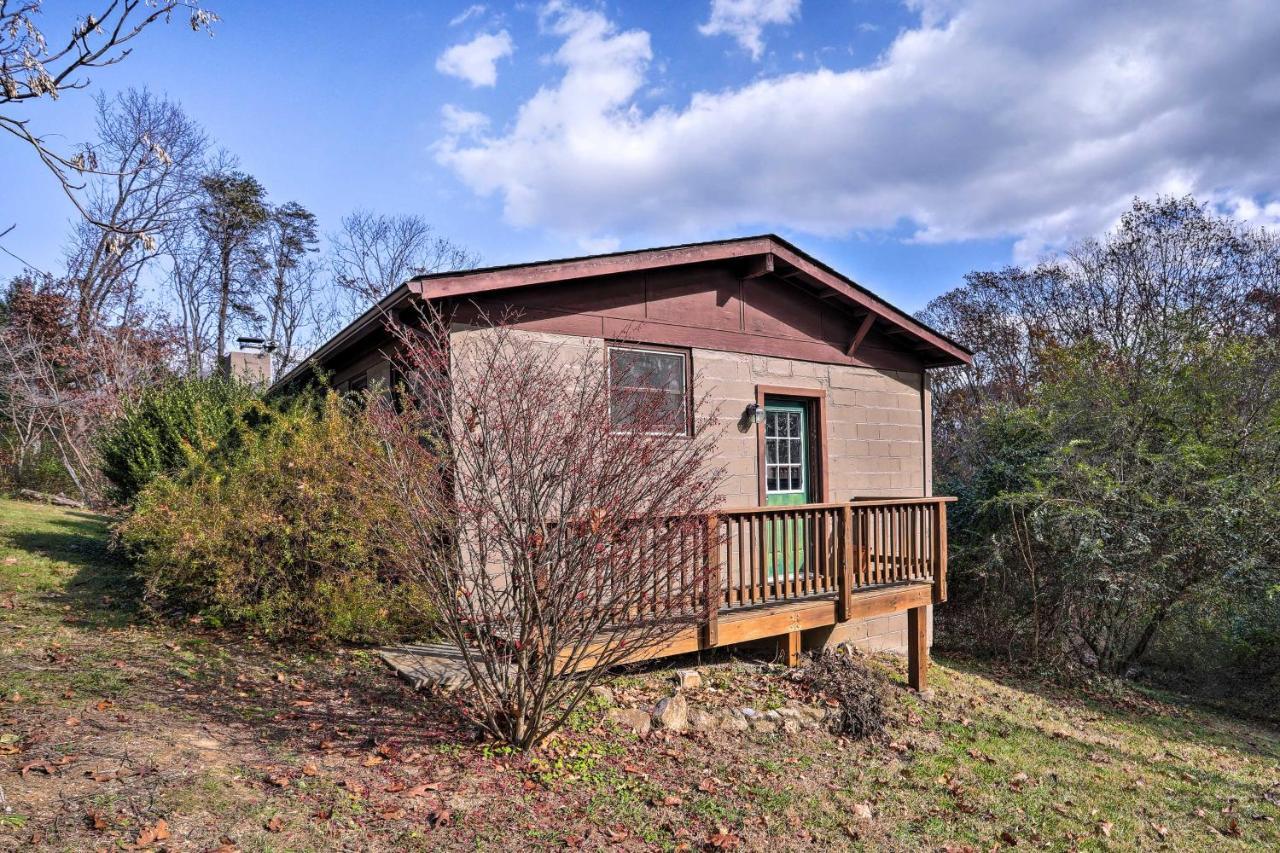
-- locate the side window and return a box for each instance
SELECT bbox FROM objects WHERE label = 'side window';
[607,345,690,435]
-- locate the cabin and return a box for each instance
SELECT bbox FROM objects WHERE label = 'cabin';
[274,235,971,688]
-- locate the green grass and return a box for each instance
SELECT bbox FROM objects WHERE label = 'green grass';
[2,497,1278,851]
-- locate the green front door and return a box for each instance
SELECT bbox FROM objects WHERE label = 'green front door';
[764,400,810,579]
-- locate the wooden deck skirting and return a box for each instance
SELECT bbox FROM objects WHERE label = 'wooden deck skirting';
[566,497,953,688]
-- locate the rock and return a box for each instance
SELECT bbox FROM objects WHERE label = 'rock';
[775,707,803,721]
[606,707,651,737]
[764,709,783,722]
[799,706,827,723]
[652,694,688,732]
[751,719,778,735]
[719,712,749,732]
[917,689,936,702]
[688,708,719,733]
[589,685,615,707]
[674,668,703,690]
[781,718,802,735]
[739,707,760,720]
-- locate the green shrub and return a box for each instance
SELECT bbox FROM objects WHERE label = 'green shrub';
[97,376,261,505]
[116,390,432,643]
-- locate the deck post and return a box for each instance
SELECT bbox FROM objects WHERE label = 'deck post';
[703,514,720,649]
[907,605,928,690]
[838,503,854,621]
[931,501,948,604]
[783,629,801,667]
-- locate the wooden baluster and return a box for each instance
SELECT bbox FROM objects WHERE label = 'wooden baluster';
[752,512,762,596]
[839,503,854,621]
[704,514,719,648]
[933,501,948,604]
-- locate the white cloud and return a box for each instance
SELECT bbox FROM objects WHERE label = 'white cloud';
[699,0,801,60]
[435,30,514,87]
[441,104,490,135]
[438,0,1280,255]
[449,4,486,27]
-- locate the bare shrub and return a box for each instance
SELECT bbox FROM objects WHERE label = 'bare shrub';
[369,306,724,749]
[800,651,888,739]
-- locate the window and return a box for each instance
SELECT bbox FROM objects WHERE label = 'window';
[765,406,806,494]
[608,345,689,435]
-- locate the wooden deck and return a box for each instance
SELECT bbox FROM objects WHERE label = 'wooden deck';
[569,497,953,688]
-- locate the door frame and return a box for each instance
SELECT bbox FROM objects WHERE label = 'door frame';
[755,385,829,506]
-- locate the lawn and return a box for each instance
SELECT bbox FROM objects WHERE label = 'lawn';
[1,496,1277,851]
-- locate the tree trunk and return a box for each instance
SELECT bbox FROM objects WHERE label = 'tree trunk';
[216,245,231,363]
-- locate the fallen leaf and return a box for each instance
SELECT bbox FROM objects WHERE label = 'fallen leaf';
[404,781,440,797]
[1225,817,1241,837]
[86,808,109,831]
[94,699,113,712]
[265,815,283,833]
[1098,821,1114,838]
[430,809,453,827]
[383,780,406,793]
[1152,823,1169,839]
[135,818,170,846]
[1000,829,1018,846]
[852,802,873,822]
[362,754,384,767]
[378,807,406,820]
[708,826,738,848]
[64,716,81,727]
[301,762,318,776]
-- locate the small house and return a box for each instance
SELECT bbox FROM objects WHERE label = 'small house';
[275,235,971,686]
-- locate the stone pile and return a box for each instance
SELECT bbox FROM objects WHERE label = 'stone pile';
[599,667,840,737]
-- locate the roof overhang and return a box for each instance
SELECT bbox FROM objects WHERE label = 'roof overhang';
[271,234,972,393]
[407,235,973,367]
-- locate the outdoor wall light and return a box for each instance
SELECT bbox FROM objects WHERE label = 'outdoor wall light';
[745,402,766,425]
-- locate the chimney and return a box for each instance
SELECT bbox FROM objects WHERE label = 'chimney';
[220,337,275,387]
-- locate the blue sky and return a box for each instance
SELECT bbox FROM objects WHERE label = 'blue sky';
[4,0,1280,315]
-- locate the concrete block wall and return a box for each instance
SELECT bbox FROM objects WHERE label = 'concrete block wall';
[692,347,928,507]
[444,328,932,656]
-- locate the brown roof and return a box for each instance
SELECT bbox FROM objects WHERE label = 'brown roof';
[272,234,971,391]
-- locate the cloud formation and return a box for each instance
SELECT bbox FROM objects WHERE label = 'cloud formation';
[699,0,801,60]
[436,30,514,87]
[438,0,1280,257]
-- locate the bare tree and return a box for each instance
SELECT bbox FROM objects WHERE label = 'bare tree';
[165,228,215,374]
[0,1,217,235]
[370,307,723,750]
[61,88,208,335]
[329,211,478,315]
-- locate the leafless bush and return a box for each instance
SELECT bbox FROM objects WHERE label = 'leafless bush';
[369,305,723,749]
[799,650,888,740]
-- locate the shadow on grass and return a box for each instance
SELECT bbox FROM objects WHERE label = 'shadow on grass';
[935,650,1280,762]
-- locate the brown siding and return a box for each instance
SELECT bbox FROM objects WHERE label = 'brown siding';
[453,262,926,374]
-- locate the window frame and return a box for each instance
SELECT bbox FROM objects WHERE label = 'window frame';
[605,341,693,437]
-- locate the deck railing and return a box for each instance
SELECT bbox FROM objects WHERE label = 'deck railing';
[705,497,952,641]
[546,497,951,646]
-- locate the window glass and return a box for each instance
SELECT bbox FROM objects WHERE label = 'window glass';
[608,346,689,434]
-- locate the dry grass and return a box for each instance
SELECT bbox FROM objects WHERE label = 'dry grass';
[1,497,1277,851]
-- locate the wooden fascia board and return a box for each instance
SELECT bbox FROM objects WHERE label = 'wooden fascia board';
[412,238,777,301]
